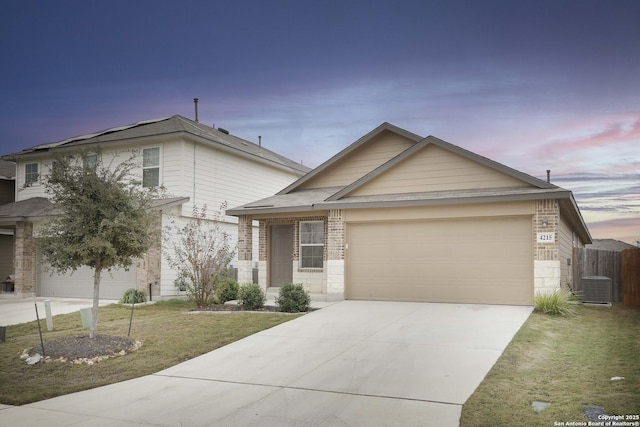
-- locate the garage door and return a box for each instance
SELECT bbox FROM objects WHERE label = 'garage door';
[40,265,137,300]
[346,217,532,305]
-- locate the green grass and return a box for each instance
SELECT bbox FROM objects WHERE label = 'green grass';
[461,304,640,426]
[0,300,301,405]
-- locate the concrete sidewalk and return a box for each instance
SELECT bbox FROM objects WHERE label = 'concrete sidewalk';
[0,301,532,426]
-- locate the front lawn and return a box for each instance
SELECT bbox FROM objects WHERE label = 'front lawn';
[461,304,640,426]
[0,300,301,405]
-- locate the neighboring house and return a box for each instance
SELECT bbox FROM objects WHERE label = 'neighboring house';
[228,122,592,305]
[0,115,309,299]
[0,160,16,287]
[586,239,637,251]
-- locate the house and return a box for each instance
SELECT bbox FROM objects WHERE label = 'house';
[227,122,592,305]
[587,239,637,251]
[0,115,309,299]
[0,160,16,289]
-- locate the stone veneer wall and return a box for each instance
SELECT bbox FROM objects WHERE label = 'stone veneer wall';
[14,221,36,296]
[533,199,561,294]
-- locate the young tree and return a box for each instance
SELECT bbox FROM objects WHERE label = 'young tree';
[38,152,157,338]
[163,204,236,308]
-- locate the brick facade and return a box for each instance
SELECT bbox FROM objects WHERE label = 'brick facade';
[14,221,36,295]
[135,213,162,299]
[327,209,345,261]
[533,199,562,294]
[237,215,252,261]
[534,199,560,261]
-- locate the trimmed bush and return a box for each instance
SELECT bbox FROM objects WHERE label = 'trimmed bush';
[276,283,311,313]
[120,288,147,304]
[215,279,239,304]
[238,283,266,310]
[534,290,576,316]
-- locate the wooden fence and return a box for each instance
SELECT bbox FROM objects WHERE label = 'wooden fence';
[573,247,640,306]
[621,248,640,306]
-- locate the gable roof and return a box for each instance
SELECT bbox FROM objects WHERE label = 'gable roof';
[227,122,592,243]
[277,122,422,194]
[2,115,310,176]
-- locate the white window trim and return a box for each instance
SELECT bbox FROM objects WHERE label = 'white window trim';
[299,220,324,270]
[142,146,162,188]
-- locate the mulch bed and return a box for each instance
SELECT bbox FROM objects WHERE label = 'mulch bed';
[26,335,140,364]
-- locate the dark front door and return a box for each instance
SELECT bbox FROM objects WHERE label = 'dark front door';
[270,224,293,286]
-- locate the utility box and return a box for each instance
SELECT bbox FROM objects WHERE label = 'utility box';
[581,276,612,303]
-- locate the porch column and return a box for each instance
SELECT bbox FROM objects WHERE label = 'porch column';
[236,215,254,284]
[326,209,345,300]
[14,221,36,296]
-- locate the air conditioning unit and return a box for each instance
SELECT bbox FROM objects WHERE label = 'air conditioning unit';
[581,276,612,303]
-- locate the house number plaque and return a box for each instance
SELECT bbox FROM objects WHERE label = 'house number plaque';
[536,232,555,243]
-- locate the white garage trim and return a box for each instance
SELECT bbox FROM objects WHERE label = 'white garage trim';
[346,216,533,305]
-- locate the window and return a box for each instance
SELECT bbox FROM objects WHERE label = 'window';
[25,163,39,186]
[83,154,98,170]
[142,147,160,187]
[299,221,324,268]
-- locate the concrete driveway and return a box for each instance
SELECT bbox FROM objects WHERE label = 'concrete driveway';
[0,297,116,326]
[0,300,532,426]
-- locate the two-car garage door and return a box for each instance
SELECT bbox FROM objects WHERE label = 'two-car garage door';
[346,217,532,305]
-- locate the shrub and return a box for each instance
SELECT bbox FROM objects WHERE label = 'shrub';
[215,279,239,304]
[120,288,147,304]
[238,283,266,310]
[276,283,311,313]
[534,290,577,316]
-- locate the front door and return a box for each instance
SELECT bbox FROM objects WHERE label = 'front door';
[270,224,293,286]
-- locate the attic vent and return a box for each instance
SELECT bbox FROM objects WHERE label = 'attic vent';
[218,127,230,135]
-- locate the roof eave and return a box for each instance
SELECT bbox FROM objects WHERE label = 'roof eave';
[228,189,574,217]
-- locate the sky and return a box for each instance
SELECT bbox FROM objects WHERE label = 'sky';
[1,0,639,245]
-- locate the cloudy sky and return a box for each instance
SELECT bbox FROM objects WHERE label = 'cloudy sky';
[1,0,639,244]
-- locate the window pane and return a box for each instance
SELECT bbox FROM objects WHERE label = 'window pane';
[143,168,159,187]
[25,163,38,184]
[300,221,323,244]
[143,148,160,167]
[83,154,97,170]
[301,246,323,268]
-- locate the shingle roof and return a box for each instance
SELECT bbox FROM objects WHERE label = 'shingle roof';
[2,115,310,176]
[0,196,189,224]
[587,239,637,251]
[0,160,15,180]
[0,197,53,222]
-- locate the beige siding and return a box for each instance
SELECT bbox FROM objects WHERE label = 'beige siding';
[558,216,574,288]
[299,130,416,189]
[343,201,535,223]
[346,216,533,305]
[170,141,301,218]
[350,144,531,197]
